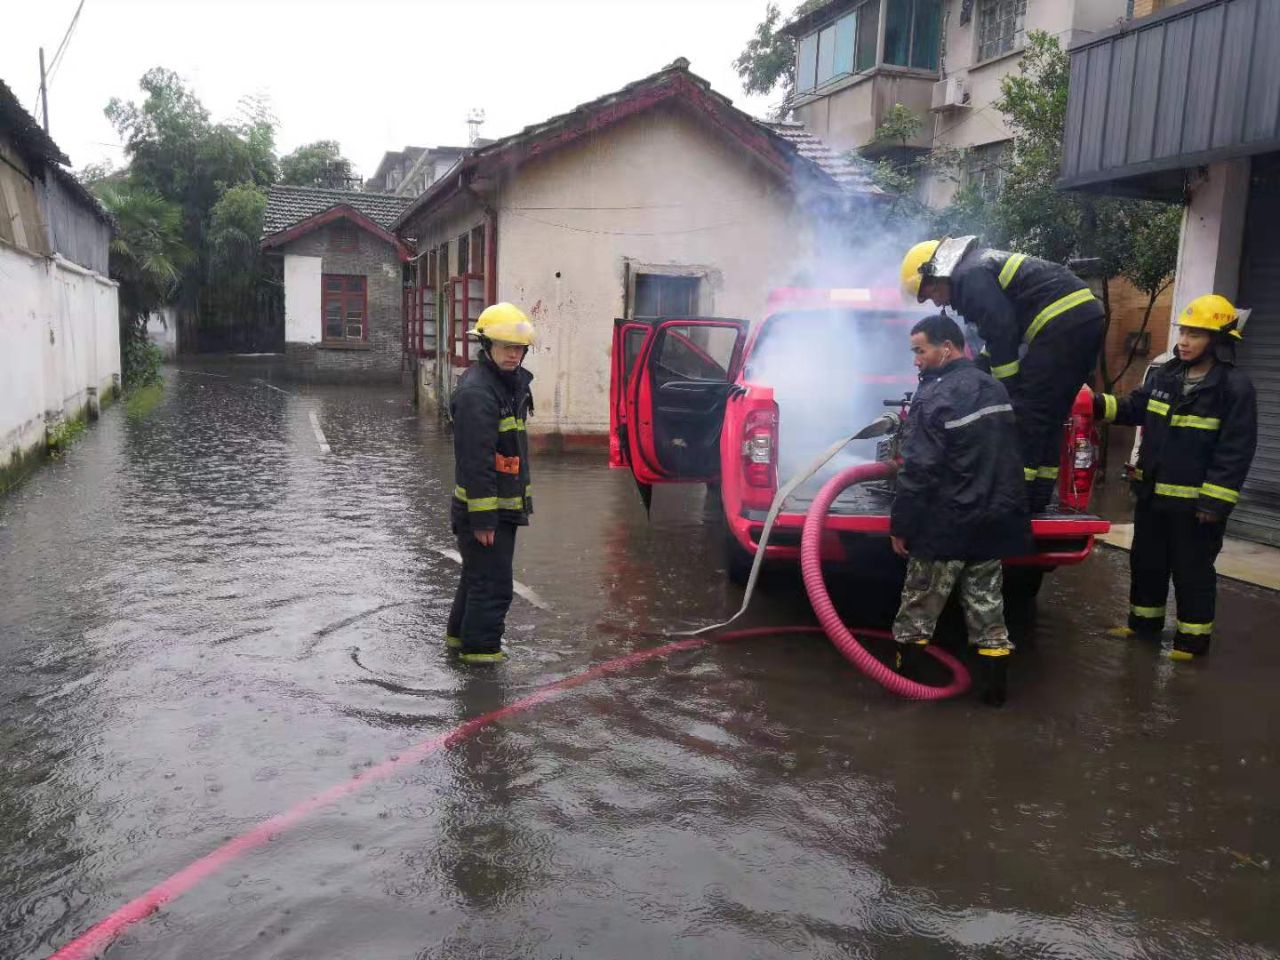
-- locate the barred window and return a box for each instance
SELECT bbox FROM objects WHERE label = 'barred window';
[966,140,1010,203]
[977,0,1027,62]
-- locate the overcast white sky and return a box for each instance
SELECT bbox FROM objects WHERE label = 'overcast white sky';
[3,0,786,180]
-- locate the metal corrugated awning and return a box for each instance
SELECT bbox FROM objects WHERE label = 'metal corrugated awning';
[1060,0,1280,199]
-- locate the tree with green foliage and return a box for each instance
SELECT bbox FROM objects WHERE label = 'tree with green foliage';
[207,183,269,323]
[733,0,828,109]
[92,182,190,387]
[280,140,355,188]
[106,68,277,332]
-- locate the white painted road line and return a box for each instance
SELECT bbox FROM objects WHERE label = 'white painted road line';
[254,378,292,396]
[435,547,551,611]
[308,410,331,454]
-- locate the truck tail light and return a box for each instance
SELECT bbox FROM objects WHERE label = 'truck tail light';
[1058,387,1098,512]
[742,405,779,496]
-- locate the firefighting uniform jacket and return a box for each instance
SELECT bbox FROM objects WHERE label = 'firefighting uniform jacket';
[949,247,1105,504]
[1097,357,1257,652]
[890,357,1032,562]
[450,357,534,532]
[1096,357,1257,519]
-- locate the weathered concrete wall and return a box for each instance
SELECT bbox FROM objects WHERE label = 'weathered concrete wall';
[277,223,404,383]
[494,103,819,438]
[1,242,120,478]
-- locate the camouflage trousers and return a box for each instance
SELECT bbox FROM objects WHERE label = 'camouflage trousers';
[892,558,1013,652]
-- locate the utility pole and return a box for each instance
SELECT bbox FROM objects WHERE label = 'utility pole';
[38,47,49,132]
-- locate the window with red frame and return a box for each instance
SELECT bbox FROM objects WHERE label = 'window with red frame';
[322,274,367,341]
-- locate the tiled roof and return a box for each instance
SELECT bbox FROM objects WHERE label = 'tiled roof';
[395,60,880,230]
[0,78,69,167]
[760,121,882,198]
[263,185,411,237]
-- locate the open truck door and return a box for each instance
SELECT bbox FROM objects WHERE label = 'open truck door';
[610,317,748,508]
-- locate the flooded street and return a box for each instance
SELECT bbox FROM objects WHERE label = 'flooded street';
[2,367,1277,959]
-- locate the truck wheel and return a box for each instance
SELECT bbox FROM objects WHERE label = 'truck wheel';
[724,532,756,587]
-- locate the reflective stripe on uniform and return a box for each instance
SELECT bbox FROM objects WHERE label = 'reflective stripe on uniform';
[1154,482,1199,499]
[1023,467,1038,481]
[1147,399,1170,416]
[1176,620,1213,636]
[1131,604,1166,619]
[1036,465,1060,480]
[498,417,526,432]
[1170,415,1220,430]
[991,360,1020,379]
[454,485,519,512]
[1024,288,1097,343]
[1201,483,1240,504]
[1101,394,1118,422]
[1132,467,1144,480]
[998,253,1026,289]
[944,403,1014,430]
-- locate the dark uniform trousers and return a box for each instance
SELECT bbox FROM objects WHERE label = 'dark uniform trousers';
[1015,305,1105,512]
[448,523,518,654]
[1129,501,1226,655]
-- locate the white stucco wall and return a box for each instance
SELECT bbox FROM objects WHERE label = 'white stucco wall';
[1,242,121,470]
[492,103,819,437]
[284,254,323,344]
[1170,159,1251,327]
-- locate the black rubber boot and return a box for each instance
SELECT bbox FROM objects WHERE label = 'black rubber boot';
[978,651,1009,707]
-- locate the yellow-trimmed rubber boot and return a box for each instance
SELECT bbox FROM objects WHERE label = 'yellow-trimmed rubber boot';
[458,650,508,665]
[1107,626,1138,639]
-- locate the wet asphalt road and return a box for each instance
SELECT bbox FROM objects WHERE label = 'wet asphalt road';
[1,366,1278,959]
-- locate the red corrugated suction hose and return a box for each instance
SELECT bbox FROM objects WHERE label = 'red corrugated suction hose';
[799,462,971,700]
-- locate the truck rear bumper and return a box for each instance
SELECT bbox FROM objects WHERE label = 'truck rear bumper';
[729,511,1110,569]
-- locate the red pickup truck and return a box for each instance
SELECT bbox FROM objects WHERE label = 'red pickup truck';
[610,286,1110,597]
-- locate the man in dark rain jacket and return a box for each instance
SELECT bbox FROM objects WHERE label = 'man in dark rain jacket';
[901,237,1105,513]
[890,314,1032,704]
[1095,294,1257,660]
[446,303,536,664]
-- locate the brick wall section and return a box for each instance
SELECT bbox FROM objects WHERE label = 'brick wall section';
[1131,0,1186,18]
[1101,276,1174,394]
[280,223,405,383]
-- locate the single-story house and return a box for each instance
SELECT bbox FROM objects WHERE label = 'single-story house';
[261,185,412,383]
[393,58,883,444]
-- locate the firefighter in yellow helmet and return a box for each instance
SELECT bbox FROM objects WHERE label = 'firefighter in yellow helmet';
[901,238,1105,513]
[1094,294,1257,660]
[446,303,536,664]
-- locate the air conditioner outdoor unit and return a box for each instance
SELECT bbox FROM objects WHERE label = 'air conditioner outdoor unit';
[931,76,967,111]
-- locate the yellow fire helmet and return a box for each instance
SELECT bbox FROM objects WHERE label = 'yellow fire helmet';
[473,302,536,346]
[900,239,942,302]
[1178,294,1243,340]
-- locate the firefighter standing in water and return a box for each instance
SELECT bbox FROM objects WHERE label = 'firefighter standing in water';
[890,314,1032,705]
[1095,294,1257,660]
[900,237,1105,512]
[446,303,536,664]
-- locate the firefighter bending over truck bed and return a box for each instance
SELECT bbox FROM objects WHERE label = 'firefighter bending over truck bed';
[901,237,1105,513]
